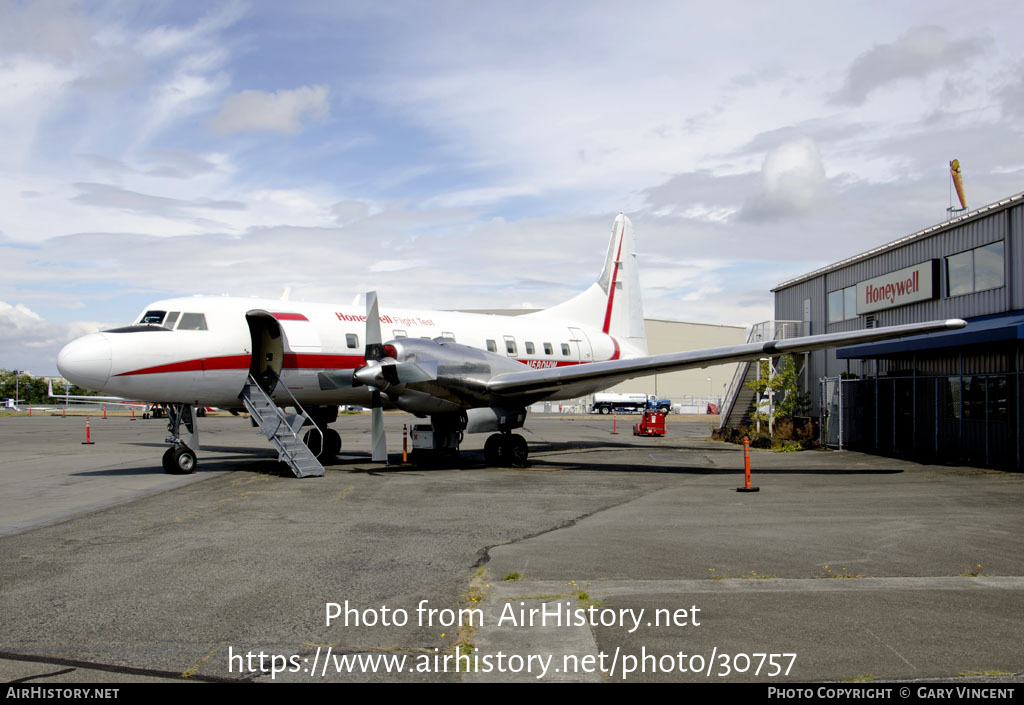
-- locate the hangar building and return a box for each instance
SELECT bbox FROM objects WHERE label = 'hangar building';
[771,190,1023,470]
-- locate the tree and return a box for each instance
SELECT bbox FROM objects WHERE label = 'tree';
[744,354,810,425]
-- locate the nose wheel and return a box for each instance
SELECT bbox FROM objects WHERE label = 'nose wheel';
[162,445,197,474]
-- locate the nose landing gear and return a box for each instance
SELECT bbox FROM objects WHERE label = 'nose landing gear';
[161,403,199,474]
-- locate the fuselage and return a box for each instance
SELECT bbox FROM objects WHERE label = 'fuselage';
[57,296,640,408]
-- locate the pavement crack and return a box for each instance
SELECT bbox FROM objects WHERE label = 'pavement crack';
[472,492,648,568]
[8,667,77,683]
[0,651,241,683]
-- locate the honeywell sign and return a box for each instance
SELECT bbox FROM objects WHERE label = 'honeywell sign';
[856,260,939,314]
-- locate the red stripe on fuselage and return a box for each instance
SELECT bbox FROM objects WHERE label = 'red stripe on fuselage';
[114,353,365,377]
[281,353,366,369]
[271,312,309,321]
[116,351,607,378]
[602,221,626,334]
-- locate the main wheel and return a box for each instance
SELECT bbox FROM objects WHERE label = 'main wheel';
[508,434,529,468]
[303,429,324,458]
[484,434,503,465]
[600,406,610,414]
[324,429,342,459]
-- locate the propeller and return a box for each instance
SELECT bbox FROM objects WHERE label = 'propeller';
[352,292,440,464]
[364,291,388,464]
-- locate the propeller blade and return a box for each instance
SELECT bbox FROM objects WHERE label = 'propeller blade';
[365,291,384,360]
[370,388,387,463]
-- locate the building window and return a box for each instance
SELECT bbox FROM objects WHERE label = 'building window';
[975,241,1005,291]
[828,285,858,323]
[946,241,1004,297]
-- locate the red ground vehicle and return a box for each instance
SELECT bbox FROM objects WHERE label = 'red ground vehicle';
[633,410,666,436]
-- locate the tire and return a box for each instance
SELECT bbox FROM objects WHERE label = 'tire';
[600,406,610,415]
[324,429,342,459]
[303,430,325,459]
[161,447,176,473]
[164,447,197,474]
[484,434,503,465]
[508,434,529,468]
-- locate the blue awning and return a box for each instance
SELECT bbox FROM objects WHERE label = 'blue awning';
[837,310,1024,359]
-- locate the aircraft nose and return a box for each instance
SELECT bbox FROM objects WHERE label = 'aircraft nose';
[57,333,112,391]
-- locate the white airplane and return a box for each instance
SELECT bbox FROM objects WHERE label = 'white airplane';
[57,214,965,476]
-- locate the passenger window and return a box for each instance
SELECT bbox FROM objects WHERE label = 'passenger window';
[525,342,535,355]
[164,312,180,328]
[505,337,517,356]
[561,343,570,356]
[486,339,497,353]
[543,342,553,355]
[393,330,407,338]
[140,310,166,325]
[346,334,359,349]
[177,313,208,331]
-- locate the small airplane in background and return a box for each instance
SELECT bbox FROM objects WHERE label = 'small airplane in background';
[57,214,966,476]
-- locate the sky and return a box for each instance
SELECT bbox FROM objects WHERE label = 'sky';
[2,0,1023,375]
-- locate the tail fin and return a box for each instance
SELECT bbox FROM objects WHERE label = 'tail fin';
[527,214,647,355]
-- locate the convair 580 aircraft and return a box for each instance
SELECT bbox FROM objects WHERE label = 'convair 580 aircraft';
[57,215,965,476]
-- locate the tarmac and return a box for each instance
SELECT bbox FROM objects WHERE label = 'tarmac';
[0,412,1021,683]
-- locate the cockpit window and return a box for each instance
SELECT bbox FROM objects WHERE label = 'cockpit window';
[140,310,166,325]
[164,311,180,328]
[176,313,208,331]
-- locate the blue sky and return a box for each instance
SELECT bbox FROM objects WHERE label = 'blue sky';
[2,1,1023,374]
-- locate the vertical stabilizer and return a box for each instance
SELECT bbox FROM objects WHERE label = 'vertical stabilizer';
[527,214,647,355]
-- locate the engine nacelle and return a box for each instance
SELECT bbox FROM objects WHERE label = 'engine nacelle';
[466,407,527,434]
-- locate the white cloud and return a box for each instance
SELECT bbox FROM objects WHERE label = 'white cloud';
[738,138,827,222]
[208,85,330,136]
[831,26,987,106]
[0,301,105,372]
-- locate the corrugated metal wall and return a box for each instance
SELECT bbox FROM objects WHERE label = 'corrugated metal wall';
[775,201,1024,417]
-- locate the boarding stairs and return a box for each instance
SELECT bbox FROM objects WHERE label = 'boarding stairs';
[241,375,325,478]
[718,320,803,431]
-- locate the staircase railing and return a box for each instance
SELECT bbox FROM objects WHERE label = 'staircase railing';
[717,320,803,429]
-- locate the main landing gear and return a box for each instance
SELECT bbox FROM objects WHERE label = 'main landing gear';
[162,403,199,474]
[408,410,531,469]
[302,407,342,463]
[303,427,342,461]
[483,433,529,467]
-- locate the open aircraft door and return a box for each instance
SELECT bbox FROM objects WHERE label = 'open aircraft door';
[246,311,323,397]
[246,312,284,394]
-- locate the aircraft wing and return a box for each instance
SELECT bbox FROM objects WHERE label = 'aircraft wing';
[486,319,966,399]
[47,380,147,406]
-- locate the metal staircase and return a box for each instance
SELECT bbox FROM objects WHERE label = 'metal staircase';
[718,320,804,431]
[241,375,325,478]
